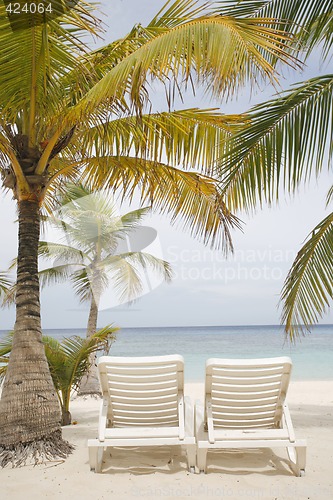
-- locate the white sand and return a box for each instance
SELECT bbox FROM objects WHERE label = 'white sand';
[2,381,333,500]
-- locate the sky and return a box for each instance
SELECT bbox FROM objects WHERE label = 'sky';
[0,0,332,330]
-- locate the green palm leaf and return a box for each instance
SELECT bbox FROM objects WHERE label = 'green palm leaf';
[118,208,152,232]
[214,0,333,58]
[0,272,12,299]
[58,1,209,106]
[0,1,101,126]
[148,0,210,27]
[84,156,242,250]
[53,327,116,392]
[0,332,13,381]
[214,0,330,23]
[220,75,333,211]
[281,212,333,339]
[326,185,333,205]
[80,108,245,175]
[59,12,298,129]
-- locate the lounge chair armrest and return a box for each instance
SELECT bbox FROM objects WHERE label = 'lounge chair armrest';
[184,396,194,437]
[282,403,295,442]
[206,396,215,444]
[98,397,108,442]
[178,393,185,440]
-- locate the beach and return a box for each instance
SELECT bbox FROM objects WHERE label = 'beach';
[2,380,333,500]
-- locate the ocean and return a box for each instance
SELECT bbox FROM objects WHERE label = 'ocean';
[1,324,332,381]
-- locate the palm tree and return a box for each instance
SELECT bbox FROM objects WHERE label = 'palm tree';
[0,326,118,426]
[0,0,299,464]
[218,0,333,340]
[38,183,172,394]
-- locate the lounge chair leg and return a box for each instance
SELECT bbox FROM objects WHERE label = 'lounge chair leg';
[287,445,306,476]
[197,448,208,473]
[89,445,104,473]
[89,446,97,472]
[186,444,196,472]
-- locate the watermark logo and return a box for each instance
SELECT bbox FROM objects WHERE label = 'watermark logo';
[3,0,79,30]
[166,246,295,285]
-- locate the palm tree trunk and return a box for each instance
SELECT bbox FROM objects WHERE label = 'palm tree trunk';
[0,200,73,466]
[78,294,101,395]
[87,293,99,339]
[61,389,72,426]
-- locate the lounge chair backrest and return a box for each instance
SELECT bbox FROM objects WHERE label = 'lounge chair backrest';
[98,355,184,428]
[205,357,292,430]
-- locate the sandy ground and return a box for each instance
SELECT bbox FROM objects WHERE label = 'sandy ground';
[1,381,333,500]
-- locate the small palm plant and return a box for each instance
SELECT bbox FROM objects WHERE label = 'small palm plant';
[0,325,118,425]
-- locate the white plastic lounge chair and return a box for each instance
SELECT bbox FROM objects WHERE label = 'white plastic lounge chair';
[88,354,196,473]
[195,357,306,476]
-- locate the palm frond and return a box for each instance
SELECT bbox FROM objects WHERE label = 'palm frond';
[56,325,118,391]
[104,257,143,304]
[0,132,13,160]
[42,336,68,394]
[281,212,333,340]
[214,0,333,58]
[71,268,94,302]
[38,241,88,263]
[99,251,173,304]
[214,0,330,23]
[220,75,333,212]
[80,109,245,176]
[56,1,210,109]
[121,251,173,284]
[0,1,102,126]
[327,185,333,206]
[148,0,211,28]
[0,331,14,357]
[60,13,299,128]
[0,272,12,299]
[0,332,13,382]
[1,283,16,308]
[84,156,242,251]
[119,207,152,230]
[39,264,82,289]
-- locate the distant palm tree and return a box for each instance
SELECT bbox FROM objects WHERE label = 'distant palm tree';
[218,0,333,340]
[38,183,172,394]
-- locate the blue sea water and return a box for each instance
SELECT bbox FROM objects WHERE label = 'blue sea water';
[2,324,332,381]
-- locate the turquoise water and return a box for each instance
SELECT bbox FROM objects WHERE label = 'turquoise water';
[2,324,332,381]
